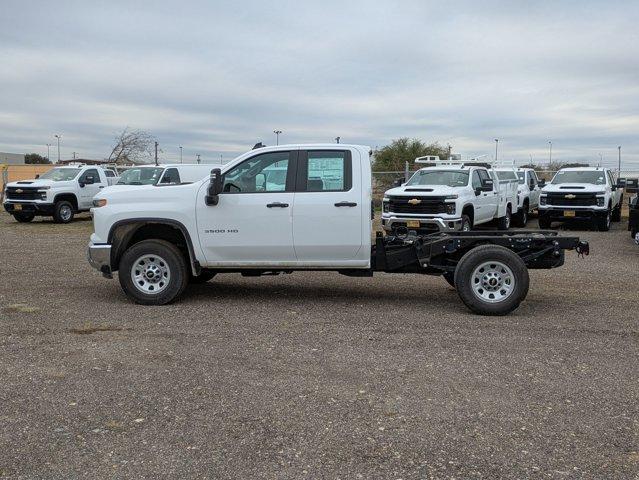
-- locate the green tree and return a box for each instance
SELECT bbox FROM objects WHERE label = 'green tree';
[372,138,450,171]
[25,153,51,164]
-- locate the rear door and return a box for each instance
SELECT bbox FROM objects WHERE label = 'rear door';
[528,171,541,207]
[292,149,363,263]
[479,169,499,221]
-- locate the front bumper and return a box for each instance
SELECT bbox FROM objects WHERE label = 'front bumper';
[3,201,55,215]
[381,214,463,232]
[538,206,608,220]
[87,243,113,277]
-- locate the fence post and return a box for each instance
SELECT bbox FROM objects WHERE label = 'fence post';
[404,161,409,182]
[0,165,7,202]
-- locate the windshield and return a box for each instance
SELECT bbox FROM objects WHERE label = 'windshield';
[517,172,525,184]
[552,170,607,185]
[38,168,81,181]
[406,170,469,187]
[117,167,164,185]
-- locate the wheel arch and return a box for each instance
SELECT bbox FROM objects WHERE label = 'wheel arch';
[461,204,474,225]
[53,193,78,210]
[108,218,200,276]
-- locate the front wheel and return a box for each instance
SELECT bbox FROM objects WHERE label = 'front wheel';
[460,214,472,232]
[454,245,530,316]
[497,206,511,230]
[118,239,189,305]
[538,216,552,229]
[13,212,35,223]
[611,197,622,222]
[512,205,528,227]
[597,209,611,231]
[53,200,74,223]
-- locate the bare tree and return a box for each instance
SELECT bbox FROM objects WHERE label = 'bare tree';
[107,128,157,164]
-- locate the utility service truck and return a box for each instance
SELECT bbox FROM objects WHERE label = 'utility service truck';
[494,167,542,227]
[538,167,623,231]
[87,144,588,316]
[3,164,118,223]
[382,158,518,234]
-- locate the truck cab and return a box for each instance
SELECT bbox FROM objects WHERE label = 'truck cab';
[381,161,517,233]
[3,164,118,223]
[538,167,623,231]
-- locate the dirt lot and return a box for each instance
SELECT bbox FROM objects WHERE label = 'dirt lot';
[1,211,638,479]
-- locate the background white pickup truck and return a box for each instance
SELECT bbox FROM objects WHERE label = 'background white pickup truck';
[382,161,518,233]
[538,167,623,231]
[87,144,588,315]
[3,165,118,223]
[113,164,213,187]
[495,167,542,226]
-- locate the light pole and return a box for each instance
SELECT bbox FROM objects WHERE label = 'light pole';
[196,154,201,164]
[46,143,51,163]
[54,134,61,162]
[618,146,621,174]
[494,139,499,162]
[335,136,340,144]
[179,146,183,164]
[220,154,223,164]
[72,151,77,160]
[274,130,282,145]
[548,141,552,165]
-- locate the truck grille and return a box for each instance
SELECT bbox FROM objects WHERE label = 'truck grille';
[6,187,42,201]
[388,196,447,214]
[546,193,597,206]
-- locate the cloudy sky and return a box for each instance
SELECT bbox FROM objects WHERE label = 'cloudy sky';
[1,0,638,168]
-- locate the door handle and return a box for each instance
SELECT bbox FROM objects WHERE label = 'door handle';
[99,186,105,189]
[334,201,357,207]
[266,202,289,208]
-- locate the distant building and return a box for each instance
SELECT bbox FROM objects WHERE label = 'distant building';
[0,152,25,165]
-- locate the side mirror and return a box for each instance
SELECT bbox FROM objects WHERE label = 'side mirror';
[474,187,482,196]
[480,178,494,191]
[538,179,546,188]
[205,168,223,206]
[392,178,403,188]
[617,178,626,188]
[35,174,40,179]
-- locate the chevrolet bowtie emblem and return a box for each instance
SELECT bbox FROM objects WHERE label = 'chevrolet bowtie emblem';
[16,189,23,193]
[408,198,422,205]
[565,194,576,199]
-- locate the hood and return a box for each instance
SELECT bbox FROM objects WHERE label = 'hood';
[384,185,461,197]
[101,184,157,192]
[6,179,68,188]
[542,184,606,194]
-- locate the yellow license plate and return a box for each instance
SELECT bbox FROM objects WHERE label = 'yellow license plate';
[564,210,576,217]
[14,204,22,211]
[406,220,420,228]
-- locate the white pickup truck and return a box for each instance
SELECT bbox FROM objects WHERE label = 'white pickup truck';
[495,167,542,227]
[87,144,589,316]
[538,167,623,231]
[382,160,518,233]
[3,165,118,223]
[114,164,213,187]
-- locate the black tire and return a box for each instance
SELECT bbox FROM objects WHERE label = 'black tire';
[538,216,552,229]
[497,206,511,230]
[442,272,455,288]
[633,229,639,244]
[190,270,217,284]
[454,245,530,316]
[118,239,189,305]
[596,209,611,232]
[460,214,472,232]
[611,197,622,222]
[13,212,35,223]
[53,200,74,223]
[513,203,528,227]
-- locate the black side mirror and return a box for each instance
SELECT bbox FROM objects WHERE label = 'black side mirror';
[538,179,546,188]
[617,178,626,188]
[35,174,40,179]
[392,178,403,188]
[205,168,223,206]
[480,178,494,191]
[474,187,482,196]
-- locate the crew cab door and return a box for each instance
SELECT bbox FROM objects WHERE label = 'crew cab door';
[528,171,541,208]
[196,150,297,265]
[476,169,498,222]
[77,168,106,209]
[292,149,363,264]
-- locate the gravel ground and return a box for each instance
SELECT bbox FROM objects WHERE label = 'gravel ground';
[0,211,637,479]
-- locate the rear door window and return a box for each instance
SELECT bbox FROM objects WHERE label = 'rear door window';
[298,150,352,192]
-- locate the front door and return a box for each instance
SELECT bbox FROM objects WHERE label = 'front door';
[292,149,363,264]
[196,150,298,266]
[78,168,104,209]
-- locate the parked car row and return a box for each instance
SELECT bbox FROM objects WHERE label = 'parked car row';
[381,159,626,234]
[2,163,212,223]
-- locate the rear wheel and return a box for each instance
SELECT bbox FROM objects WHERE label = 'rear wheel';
[454,245,529,316]
[53,201,74,223]
[497,206,511,230]
[513,203,528,227]
[13,212,35,223]
[118,239,189,305]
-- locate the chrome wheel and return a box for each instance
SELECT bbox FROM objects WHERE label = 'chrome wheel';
[60,205,72,222]
[471,261,515,303]
[504,212,511,229]
[635,232,639,245]
[130,254,171,294]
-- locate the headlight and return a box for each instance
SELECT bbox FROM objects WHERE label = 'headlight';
[540,195,547,206]
[443,194,458,200]
[445,203,456,215]
[596,196,605,207]
[36,186,50,191]
[93,199,107,207]
[382,198,389,213]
